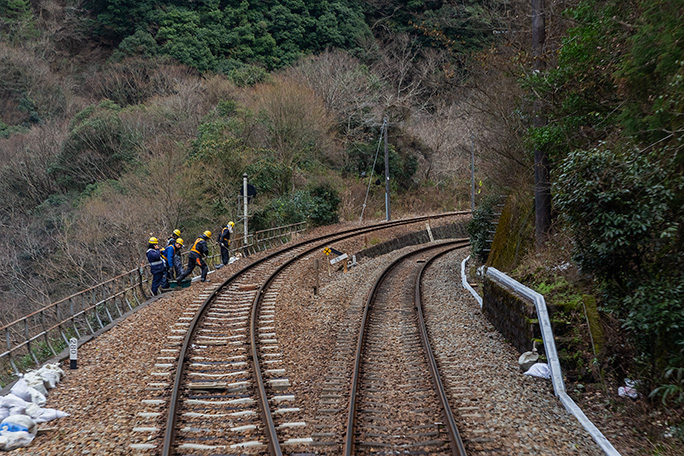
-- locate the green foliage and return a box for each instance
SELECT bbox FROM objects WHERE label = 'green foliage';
[87,0,371,73]
[555,145,680,285]
[467,196,496,263]
[251,183,340,229]
[218,60,270,87]
[0,0,36,41]
[526,0,623,158]
[155,7,216,73]
[622,273,684,372]
[615,1,684,145]
[50,100,143,191]
[533,0,684,389]
[85,0,158,39]
[0,120,28,138]
[246,157,292,197]
[111,30,159,59]
[650,367,684,407]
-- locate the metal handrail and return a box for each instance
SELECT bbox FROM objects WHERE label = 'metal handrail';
[0,222,307,381]
[460,257,620,456]
[0,269,144,379]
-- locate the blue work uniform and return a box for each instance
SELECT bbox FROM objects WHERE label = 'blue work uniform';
[146,246,165,295]
[219,225,233,265]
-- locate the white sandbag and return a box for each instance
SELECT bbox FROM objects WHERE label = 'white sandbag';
[22,372,48,397]
[0,430,34,451]
[28,407,68,424]
[8,379,32,403]
[9,379,46,407]
[35,369,59,390]
[41,364,65,381]
[0,409,8,422]
[0,415,36,436]
[523,362,552,379]
[0,395,28,416]
[0,415,37,450]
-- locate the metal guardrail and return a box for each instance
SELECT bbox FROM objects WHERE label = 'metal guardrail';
[1,269,146,379]
[460,256,620,456]
[0,222,307,382]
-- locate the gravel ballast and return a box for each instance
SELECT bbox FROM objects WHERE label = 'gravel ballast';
[18,221,640,455]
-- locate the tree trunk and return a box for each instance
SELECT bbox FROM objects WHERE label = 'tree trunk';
[532,0,551,248]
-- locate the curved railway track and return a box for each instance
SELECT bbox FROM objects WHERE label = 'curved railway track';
[153,213,468,455]
[343,240,469,456]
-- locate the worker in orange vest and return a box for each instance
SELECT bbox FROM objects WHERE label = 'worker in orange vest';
[177,231,211,283]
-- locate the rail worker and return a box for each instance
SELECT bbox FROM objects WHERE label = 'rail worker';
[146,237,165,295]
[163,238,184,280]
[167,229,181,246]
[219,221,235,265]
[177,231,211,283]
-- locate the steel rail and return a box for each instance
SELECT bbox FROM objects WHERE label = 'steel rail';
[248,219,470,454]
[162,212,468,455]
[415,246,469,456]
[343,239,469,455]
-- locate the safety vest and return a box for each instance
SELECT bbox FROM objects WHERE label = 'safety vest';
[191,237,203,255]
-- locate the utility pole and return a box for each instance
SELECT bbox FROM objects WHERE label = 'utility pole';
[470,133,476,212]
[532,0,551,248]
[243,173,248,246]
[384,117,390,221]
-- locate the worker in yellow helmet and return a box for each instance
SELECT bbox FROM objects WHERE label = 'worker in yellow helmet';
[167,228,181,246]
[146,237,165,295]
[163,237,184,280]
[219,221,235,265]
[177,231,212,283]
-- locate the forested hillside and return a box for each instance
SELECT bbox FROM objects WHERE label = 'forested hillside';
[0,0,682,445]
[0,0,516,314]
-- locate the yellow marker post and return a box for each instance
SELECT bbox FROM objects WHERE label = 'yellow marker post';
[324,247,331,276]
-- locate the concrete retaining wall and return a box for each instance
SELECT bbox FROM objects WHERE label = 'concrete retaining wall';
[357,221,469,260]
[483,277,541,355]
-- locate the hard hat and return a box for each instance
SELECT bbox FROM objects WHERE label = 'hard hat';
[149,237,158,244]
[173,229,181,236]
[228,221,235,227]
[176,238,184,246]
[203,230,212,238]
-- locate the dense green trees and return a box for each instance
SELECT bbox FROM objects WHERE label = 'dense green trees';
[529,0,684,392]
[87,0,371,72]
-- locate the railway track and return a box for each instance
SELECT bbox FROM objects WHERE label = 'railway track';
[141,213,468,455]
[343,240,469,456]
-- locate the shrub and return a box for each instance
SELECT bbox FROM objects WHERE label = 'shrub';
[216,60,270,87]
[50,100,143,191]
[251,183,340,230]
[555,144,680,285]
[467,196,497,263]
[0,120,28,138]
[556,143,684,379]
[246,157,292,197]
[112,30,159,60]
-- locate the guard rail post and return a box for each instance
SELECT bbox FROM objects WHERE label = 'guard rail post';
[138,266,148,300]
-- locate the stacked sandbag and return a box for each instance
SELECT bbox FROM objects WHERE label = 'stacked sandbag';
[0,364,69,451]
